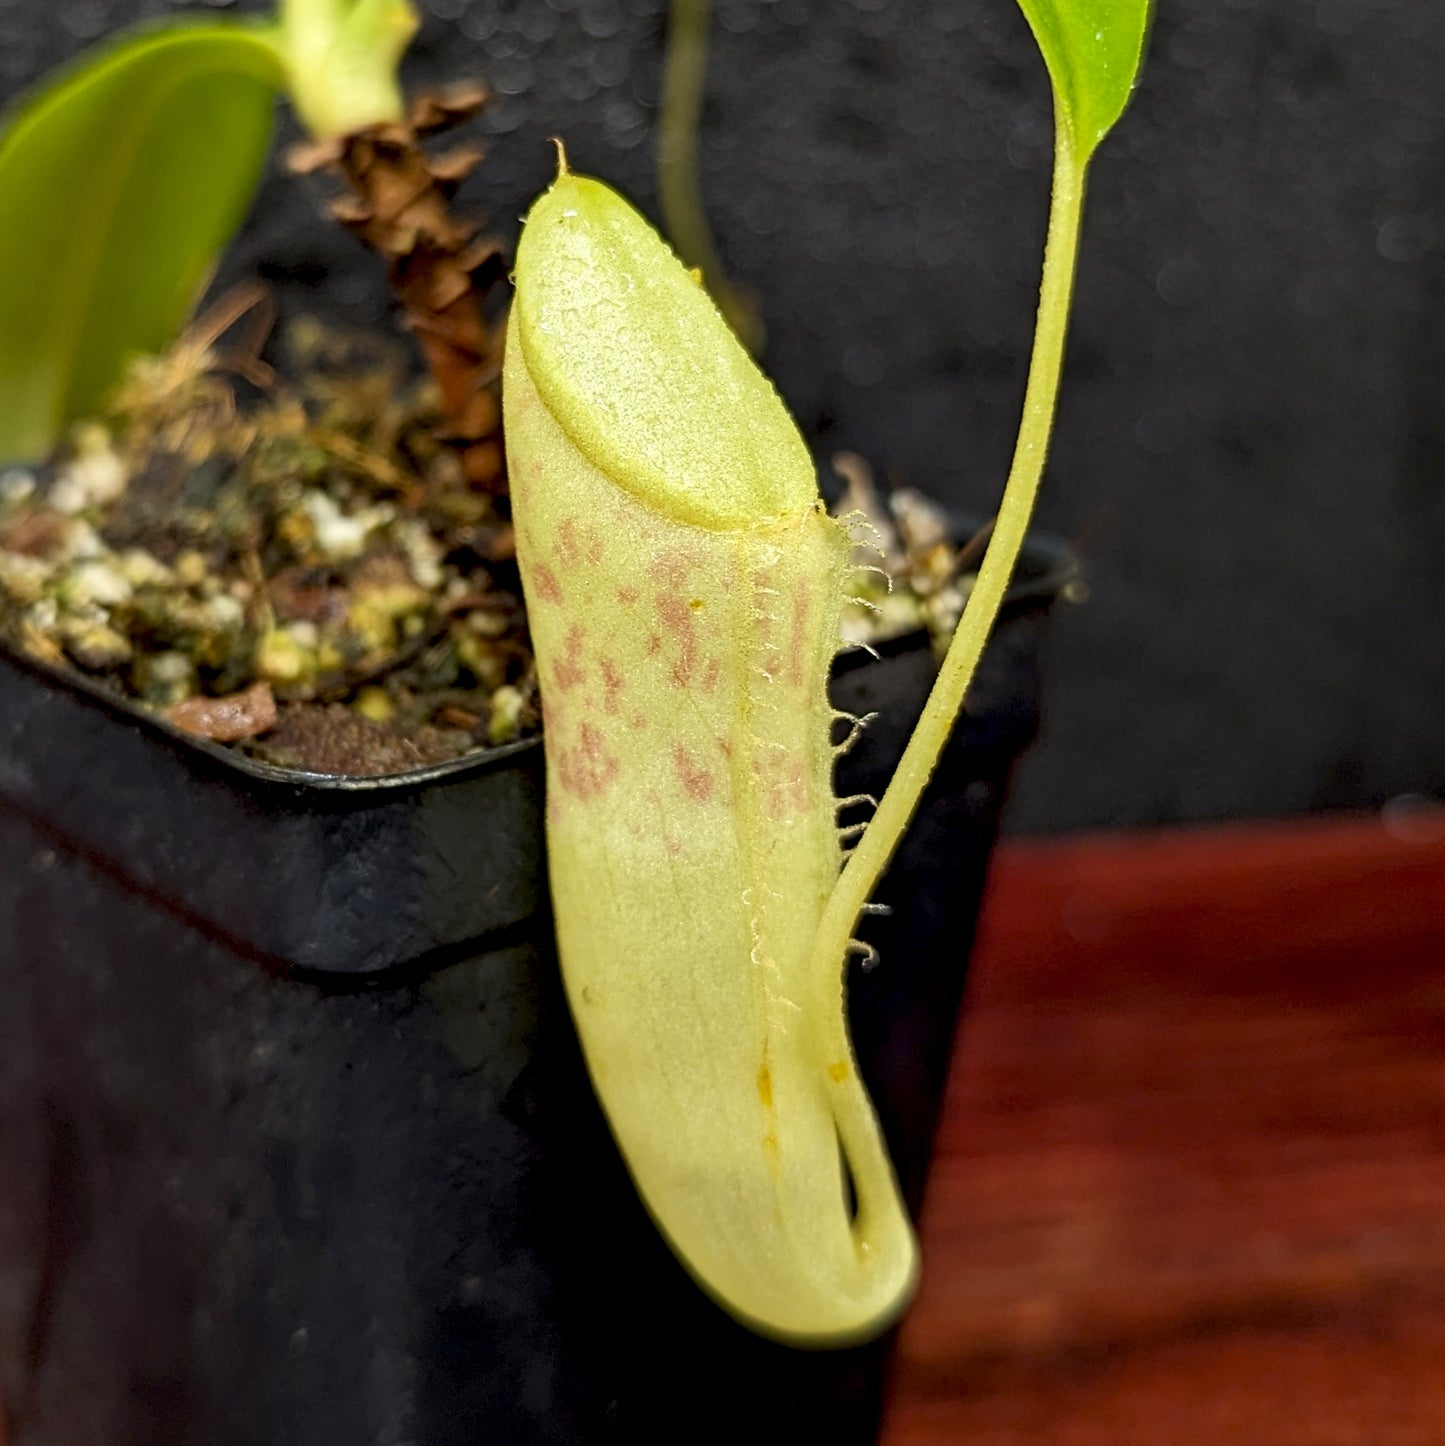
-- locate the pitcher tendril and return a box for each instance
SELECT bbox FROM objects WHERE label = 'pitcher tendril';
[809,126,1085,1057]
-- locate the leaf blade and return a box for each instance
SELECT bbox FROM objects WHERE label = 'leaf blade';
[0,23,284,461]
[1014,0,1153,162]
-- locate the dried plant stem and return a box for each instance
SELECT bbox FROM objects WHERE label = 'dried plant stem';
[291,85,508,492]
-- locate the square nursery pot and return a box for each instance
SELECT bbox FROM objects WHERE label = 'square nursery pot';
[0,522,1074,1446]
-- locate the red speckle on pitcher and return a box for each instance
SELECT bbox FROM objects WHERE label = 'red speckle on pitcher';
[657,594,697,687]
[553,624,586,691]
[599,656,624,715]
[556,721,620,799]
[672,743,716,804]
[532,564,563,605]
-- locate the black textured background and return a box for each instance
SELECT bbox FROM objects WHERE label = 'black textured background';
[3,0,1442,833]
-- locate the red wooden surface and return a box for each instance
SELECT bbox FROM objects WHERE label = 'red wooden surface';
[880,809,1445,1445]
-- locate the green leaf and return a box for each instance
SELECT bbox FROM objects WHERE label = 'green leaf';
[1014,0,1153,163]
[0,22,285,462]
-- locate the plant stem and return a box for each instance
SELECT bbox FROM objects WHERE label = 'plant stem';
[323,121,506,489]
[278,0,415,139]
[812,122,1088,1009]
[657,0,762,351]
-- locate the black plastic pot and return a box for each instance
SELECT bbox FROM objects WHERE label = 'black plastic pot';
[0,528,1073,1446]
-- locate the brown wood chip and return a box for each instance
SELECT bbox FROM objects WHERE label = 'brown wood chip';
[165,682,278,743]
